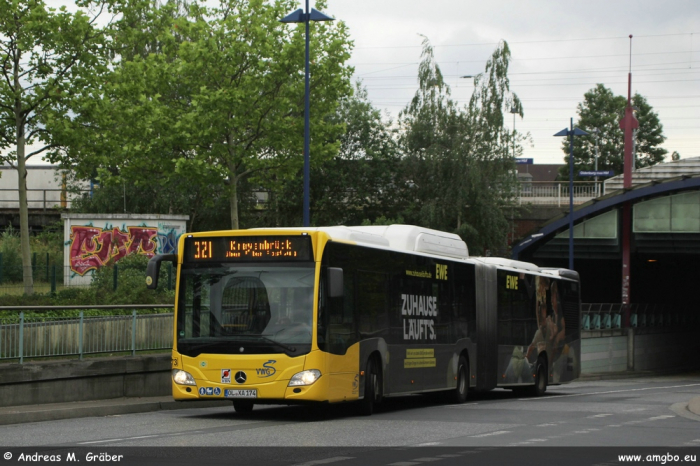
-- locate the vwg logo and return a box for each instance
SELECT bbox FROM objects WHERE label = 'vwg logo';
[256,360,277,377]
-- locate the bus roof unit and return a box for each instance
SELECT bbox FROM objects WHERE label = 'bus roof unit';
[336,225,469,259]
[474,257,540,272]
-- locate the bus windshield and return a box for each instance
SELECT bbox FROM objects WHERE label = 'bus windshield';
[176,263,316,357]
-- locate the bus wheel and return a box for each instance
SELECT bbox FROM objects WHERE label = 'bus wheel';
[449,355,469,404]
[529,359,547,397]
[359,357,381,416]
[233,400,254,414]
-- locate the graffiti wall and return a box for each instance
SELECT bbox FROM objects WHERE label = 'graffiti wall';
[62,214,189,286]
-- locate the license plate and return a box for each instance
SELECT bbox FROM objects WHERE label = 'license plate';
[224,389,257,398]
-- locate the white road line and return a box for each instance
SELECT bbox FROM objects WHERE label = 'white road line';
[470,431,511,438]
[520,383,700,401]
[292,457,355,466]
[648,415,675,421]
[589,414,613,418]
[77,438,124,445]
[415,442,441,446]
[537,423,559,426]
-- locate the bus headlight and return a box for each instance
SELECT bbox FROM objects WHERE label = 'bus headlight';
[172,369,196,386]
[288,369,321,386]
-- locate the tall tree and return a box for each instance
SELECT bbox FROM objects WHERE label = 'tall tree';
[560,84,667,180]
[262,82,403,227]
[54,0,353,230]
[398,37,520,254]
[0,0,108,294]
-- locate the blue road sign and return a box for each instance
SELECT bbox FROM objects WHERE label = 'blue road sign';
[515,158,534,164]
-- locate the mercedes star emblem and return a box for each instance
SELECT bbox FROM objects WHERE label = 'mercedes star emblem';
[234,371,247,384]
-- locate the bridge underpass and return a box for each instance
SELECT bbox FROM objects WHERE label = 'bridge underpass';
[513,176,700,307]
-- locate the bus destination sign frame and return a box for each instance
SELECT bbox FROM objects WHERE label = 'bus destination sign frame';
[184,235,313,263]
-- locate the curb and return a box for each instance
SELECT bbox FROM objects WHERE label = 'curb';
[0,397,231,426]
[688,397,700,417]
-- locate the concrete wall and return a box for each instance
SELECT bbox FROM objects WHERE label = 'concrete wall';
[581,328,700,374]
[0,355,171,407]
[62,213,188,286]
[582,335,628,373]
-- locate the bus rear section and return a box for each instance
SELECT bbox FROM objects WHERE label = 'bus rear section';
[475,258,581,395]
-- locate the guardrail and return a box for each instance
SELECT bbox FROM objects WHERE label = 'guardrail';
[581,303,698,331]
[0,305,173,363]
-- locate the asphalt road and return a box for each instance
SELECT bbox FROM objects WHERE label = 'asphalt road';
[1,373,699,466]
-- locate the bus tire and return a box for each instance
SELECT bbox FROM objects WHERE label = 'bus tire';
[448,355,469,404]
[233,400,254,414]
[358,357,381,416]
[529,358,547,397]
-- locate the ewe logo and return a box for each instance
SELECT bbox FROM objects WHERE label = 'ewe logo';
[256,360,277,378]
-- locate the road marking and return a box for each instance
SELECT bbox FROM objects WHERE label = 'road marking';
[292,457,355,466]
[588,414,613,418]
[470,431,511,438]
[520,383,700,401]
[415,442,441,446]
[648,415,675,421]
[411,458,442,462]
[77,438,124,444]
[537,423,559,426]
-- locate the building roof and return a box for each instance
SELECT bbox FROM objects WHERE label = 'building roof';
[517,164,563,183]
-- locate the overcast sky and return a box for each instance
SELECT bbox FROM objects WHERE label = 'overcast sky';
[323,0,699,165]
[34,0,699,167]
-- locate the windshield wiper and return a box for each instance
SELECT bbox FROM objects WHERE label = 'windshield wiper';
[258,335,296,353]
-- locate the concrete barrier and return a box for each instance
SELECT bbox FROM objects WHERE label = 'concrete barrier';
[0,354,171,407]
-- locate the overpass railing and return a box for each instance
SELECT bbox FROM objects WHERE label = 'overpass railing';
[0,188,91,210]
[581,303,698,331]
[0,305,173,364]
[517,181,605,206]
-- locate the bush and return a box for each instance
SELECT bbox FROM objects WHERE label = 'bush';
[87,253,174,306]
[0,226,23,282]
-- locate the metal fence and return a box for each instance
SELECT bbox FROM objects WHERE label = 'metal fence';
[0,305,173,363]
[1,302,693,364]
[0,261,176,294]
[581,303,698,331]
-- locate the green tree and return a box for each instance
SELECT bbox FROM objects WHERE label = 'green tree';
[261,82,403,227]
[0,0,108,294]
[54,0,353,230]
[560,84,667,180]
[398,37,520,254]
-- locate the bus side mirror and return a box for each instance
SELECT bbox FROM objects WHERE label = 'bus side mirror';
[146,254,178,290]
[327,267,343,298]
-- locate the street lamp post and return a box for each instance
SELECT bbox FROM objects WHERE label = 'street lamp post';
[509,105,518,159]
[592,127,600,196]
[554,119,588,271]
[281,1,334,227]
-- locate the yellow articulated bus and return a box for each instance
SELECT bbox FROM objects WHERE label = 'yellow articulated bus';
[146,225,581,415]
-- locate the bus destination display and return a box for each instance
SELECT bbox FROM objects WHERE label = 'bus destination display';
[185,235,312,262]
